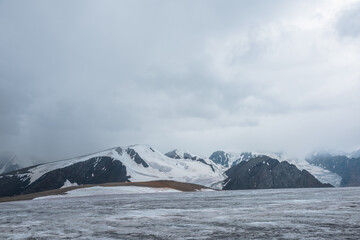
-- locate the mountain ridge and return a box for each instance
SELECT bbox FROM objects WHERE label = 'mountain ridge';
[0,145,225,198]
[0,144,348,198]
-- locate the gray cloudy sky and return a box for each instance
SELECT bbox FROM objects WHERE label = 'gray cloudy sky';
[1,0,360,160]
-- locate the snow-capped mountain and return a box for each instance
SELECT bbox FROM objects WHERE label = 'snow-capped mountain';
[0,152,42,175]
[209,150,342,187]
[165,149,194,159]
[0,145,225,198]
[223,156,332,190]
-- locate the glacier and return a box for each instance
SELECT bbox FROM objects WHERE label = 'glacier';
[0,187,359,239]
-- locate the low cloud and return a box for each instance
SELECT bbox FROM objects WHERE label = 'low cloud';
[0,0,359,160]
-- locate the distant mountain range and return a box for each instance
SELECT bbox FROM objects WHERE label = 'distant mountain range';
[0,145,224,198]
[1,145,359,198]
[306,150,360,187]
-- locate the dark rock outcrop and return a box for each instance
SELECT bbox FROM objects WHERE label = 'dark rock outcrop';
[126,148,149,168]
[223,156,332,190]
[165,150,183,159]
[0,173,31,197]
[209,151,229,167]
[0,156,129,198]
[307,154,360,187]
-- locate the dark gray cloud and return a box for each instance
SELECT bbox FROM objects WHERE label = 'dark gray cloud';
[0,0,359,160]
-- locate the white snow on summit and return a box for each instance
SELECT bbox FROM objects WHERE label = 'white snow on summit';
[126,145,225,188]
[15,144,226,189]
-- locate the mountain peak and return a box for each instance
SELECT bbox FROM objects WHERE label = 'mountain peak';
[165,149,198,160]
[223,156,333,190]
[209,150,259,168]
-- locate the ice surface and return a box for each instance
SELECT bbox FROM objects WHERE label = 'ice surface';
[1,187,360,239]
[35,186,180,200]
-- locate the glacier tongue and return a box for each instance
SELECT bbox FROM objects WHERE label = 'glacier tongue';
[283,158,342,187]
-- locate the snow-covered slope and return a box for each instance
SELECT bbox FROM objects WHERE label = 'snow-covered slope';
[0,145,225,197]
[209,150,342,187]
[209,151,259,168]
[119,145,225,188]
[165,149,225,188]
[284,156,342,187]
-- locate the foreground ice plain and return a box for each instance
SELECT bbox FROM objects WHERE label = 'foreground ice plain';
[34,186,182,200]
[1,187,359,239]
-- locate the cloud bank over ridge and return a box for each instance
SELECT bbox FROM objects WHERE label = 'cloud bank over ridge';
[0,0,359,160]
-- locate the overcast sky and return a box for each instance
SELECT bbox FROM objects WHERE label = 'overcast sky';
[1,0,360,161]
